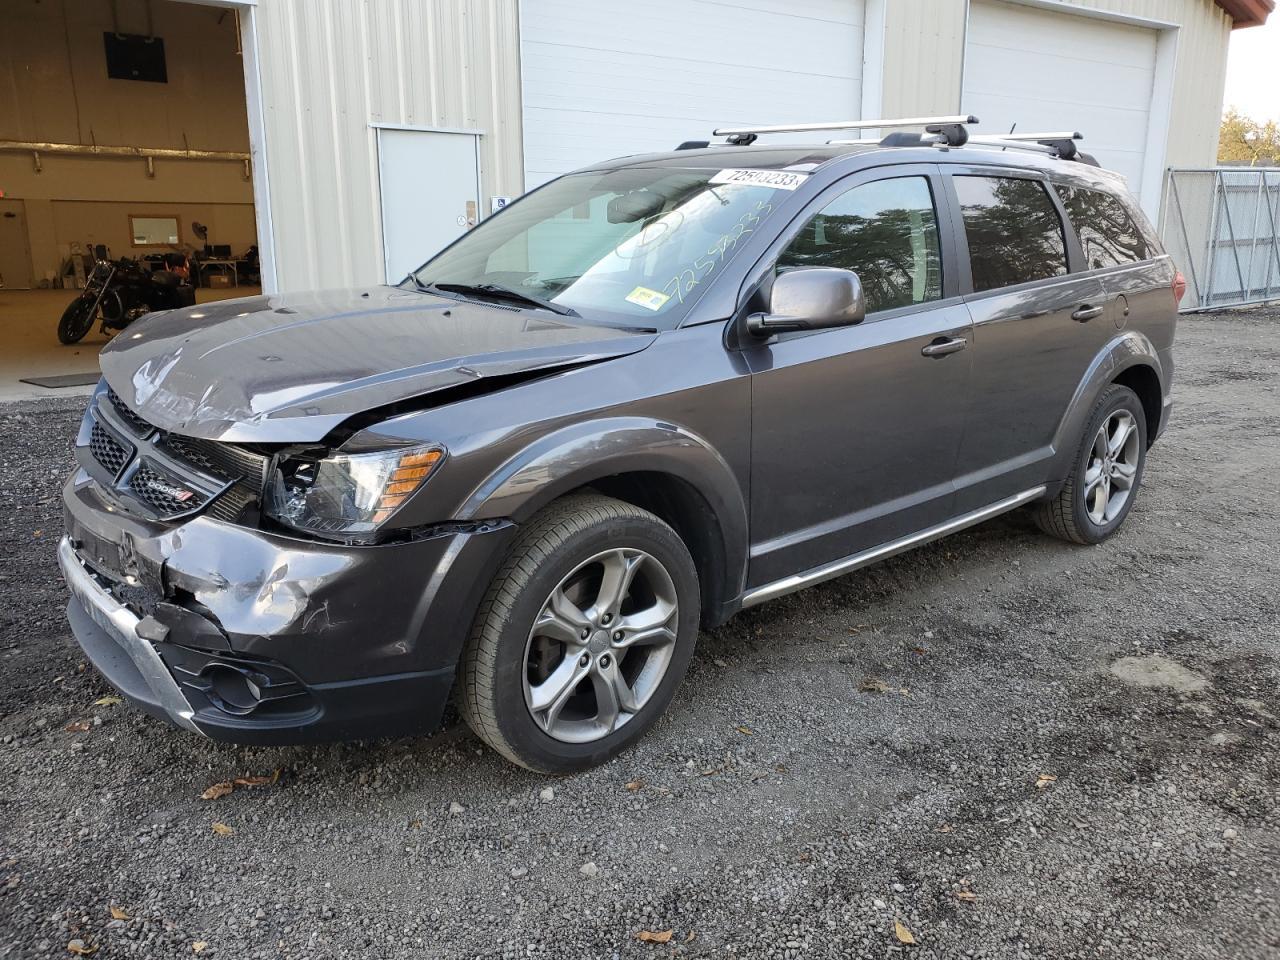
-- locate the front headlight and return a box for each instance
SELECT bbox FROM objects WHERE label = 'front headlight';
[265,443,444,539]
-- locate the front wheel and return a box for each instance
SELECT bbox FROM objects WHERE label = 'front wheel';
[57,298,97,344]
[459,493,700,772]
[1035,384,1147,544]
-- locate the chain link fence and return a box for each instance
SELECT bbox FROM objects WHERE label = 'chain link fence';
[1162,168,1280,312]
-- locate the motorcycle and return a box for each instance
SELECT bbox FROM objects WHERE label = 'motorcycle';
[58,247,196,345]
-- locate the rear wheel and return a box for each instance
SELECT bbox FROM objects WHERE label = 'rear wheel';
[57,298,97,345]
[1035,384,1147,544]
[459,493,699,772]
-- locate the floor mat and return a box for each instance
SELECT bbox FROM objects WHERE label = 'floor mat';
[18,373,100,388]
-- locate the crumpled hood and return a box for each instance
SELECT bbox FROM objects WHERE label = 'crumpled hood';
[99,286,656,443]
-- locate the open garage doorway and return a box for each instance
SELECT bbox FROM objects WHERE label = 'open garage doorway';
[0,0,261,400]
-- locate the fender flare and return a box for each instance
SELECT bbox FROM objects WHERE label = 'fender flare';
[456,416,749,609]
[1049,330,1166,476]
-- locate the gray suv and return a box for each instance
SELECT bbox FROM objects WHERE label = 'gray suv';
[58,119,1180,771]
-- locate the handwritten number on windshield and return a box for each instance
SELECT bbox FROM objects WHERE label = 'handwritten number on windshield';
[662,200,772,304]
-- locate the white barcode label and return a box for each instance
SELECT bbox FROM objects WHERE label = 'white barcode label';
[709,168,809,191]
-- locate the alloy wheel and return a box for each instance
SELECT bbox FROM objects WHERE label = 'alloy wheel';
[1084,409,1140,525]
[522,548,679,743]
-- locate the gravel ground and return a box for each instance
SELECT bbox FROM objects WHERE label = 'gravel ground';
[1,308,1278,960]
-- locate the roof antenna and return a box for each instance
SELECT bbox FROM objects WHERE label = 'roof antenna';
[1002,122,1016,151]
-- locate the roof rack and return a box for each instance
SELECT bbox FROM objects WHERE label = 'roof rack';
[968,132,1084,160]
[711,115,979,147]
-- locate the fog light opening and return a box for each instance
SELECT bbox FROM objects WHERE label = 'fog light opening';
[206,665,265,716]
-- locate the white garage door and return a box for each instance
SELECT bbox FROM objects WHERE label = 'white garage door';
[963,0,1158,199]
[520,0,866,188]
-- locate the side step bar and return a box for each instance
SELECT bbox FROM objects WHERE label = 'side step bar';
[740,486,1047,609]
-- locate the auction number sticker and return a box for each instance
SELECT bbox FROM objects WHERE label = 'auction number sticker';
[709,168,809,191]
[625,286,672,311]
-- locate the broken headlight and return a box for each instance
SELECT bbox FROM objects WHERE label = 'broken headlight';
[265,444,444,538]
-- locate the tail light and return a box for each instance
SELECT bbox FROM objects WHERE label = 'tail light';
[1172,270,1187,307]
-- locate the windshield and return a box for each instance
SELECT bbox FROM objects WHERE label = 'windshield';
[409,166,789,329]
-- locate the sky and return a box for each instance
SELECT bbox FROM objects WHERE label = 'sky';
[1222,15,1280,123]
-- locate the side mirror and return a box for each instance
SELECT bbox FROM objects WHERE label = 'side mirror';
[746,267,866,337]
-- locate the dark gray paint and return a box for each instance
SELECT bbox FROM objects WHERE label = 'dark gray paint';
[70,140,1177,734]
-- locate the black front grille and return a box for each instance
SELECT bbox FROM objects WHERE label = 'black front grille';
[89,422,131,477]
[128,461,208,517]
[162,433,268,487]
[207,481,259,524]
[106,388,153,436]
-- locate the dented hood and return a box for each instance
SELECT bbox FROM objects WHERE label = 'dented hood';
[99,286,656,443]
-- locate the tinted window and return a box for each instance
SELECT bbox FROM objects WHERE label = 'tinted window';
[955,176,1068,292]
[1055,185,1153,269]
[776,177,943,313]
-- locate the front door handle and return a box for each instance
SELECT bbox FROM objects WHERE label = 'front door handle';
[921,336,968,358]
[1072,304,1104,322]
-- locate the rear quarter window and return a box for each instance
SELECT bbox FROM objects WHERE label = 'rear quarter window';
[954,176,1069,292]
[1055,185,1155,270]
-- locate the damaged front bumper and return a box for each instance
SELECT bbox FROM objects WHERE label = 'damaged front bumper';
[59,469,515,744]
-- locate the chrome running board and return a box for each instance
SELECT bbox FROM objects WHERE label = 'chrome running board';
[740,486,1046,609]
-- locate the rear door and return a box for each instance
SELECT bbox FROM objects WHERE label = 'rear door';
[742,166,974,588]
[942,167,1107,512]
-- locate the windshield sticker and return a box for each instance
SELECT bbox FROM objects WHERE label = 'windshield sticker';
[625,286,672,311]
[709,169,809,191]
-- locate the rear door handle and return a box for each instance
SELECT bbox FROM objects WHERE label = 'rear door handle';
[1072,304,1104,322]
[921,336,968,358]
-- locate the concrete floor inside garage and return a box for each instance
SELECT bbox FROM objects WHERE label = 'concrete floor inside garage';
[0,286,261,403]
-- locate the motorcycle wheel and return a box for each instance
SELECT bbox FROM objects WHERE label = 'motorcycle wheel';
[57,298,98,345]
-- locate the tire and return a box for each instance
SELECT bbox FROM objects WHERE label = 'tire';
[1035,384,1147,545]
[57,298,97,345]
[459,493,700,772]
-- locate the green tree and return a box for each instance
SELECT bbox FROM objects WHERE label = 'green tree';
[1218,108,1280,166]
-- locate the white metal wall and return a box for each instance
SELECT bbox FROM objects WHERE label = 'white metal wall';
[519,0,867,187]
[249,0,524,292]
[879,0,1233,215]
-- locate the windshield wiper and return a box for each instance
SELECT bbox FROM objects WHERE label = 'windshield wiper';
[403,273,432,293]
[426,281,580,318]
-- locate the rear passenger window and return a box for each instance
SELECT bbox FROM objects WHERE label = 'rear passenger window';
[1055,185,1152,270]
[776,176,942,314]
[954,176,1068,292]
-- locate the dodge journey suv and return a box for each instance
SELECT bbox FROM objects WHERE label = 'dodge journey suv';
[59,117,1179,772]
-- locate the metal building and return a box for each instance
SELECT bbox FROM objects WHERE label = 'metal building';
[9,0,1275,295]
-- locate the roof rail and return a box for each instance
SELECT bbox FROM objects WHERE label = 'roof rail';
[712,115,978,147]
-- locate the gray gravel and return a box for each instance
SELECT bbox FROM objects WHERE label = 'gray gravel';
[2,308,1278,960]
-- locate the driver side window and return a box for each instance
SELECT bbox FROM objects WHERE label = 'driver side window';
[776,176,943,315]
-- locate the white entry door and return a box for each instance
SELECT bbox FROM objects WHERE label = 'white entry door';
[377,128,480,284]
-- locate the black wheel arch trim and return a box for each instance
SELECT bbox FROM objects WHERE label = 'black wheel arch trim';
[454,416,749,623]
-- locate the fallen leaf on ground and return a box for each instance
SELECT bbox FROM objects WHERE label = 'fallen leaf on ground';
[192,942,209,954]
[233,774,275,787]
[893,919,917,945]
[200,782,234,801]
[210,822,234,837]
[684,930,696,943]
[1035,774,1058,790]
[109,906,131,920]
[954,889,978,903]
[635,930,674,944]
[735,725,753,736]
[936,823,954,833]
[625,779,644,792]
[67,942,98,956]
[859,678,891,693]
[64,720,91,733]
[92,696,122,707]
